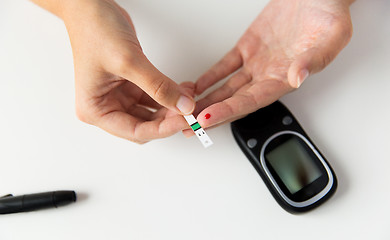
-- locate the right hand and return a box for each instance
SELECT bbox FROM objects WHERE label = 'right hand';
[61,0,195,143]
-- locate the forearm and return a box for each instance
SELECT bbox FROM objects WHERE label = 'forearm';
[30,0,100,20]
[30,0,68,18]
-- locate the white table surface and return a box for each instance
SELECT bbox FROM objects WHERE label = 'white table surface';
[0,0,389,239]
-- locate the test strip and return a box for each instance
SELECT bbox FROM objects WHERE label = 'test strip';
[184,115,213,148]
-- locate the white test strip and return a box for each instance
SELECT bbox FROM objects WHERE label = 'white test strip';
[184,115,213,148]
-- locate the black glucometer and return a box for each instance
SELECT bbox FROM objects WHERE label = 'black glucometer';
[231,101,337,213]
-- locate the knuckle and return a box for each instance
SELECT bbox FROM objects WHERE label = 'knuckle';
[150,78,173,102]
[75,99,96,125]
[75,106,91,124]
[127,122,149,144]
[127,135,148,144]
[135,139,148,145]
[115,53,137,74]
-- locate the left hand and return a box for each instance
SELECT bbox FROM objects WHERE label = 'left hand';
[191,0,353,131]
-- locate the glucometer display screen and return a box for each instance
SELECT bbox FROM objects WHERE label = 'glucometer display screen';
[231,101,337,212]
[265,136,322,195]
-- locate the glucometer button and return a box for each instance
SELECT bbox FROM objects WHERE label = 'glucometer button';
[282,116,293,125]
[247,138,257,148]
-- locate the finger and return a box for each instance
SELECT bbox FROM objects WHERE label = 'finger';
[182,112,246,138]
[118,79,162,110]
[197,79,290,128]
[150,107,174,121]
[138,92,162,110]
[97,110,189,143]
[133,115,189,141]
[287,48,322,88]
[115,52,195,115]
[194,69,251,116]
[127,105,155,121]
[139,82,195,113]
[182,129,194,138]
[196,47,243,95]
[180,81,196,98]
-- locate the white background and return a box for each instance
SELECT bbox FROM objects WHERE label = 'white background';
[0,0,389,239]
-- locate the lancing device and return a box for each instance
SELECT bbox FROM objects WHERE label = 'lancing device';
[0,190,76,214]
[184,115,213,148]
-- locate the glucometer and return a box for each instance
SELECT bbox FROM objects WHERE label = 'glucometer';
[231,101,337,213]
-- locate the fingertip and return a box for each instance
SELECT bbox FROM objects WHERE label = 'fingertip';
[288,51,312,89]
[288,67,309,89]
[196,111,208,128]
[179,82,196,98]
[176,95,196,115]
[180,81,195,90]
[196,106,221,129]
[297,69,309,88]
[288,47,333,89]
[194,76,208,95]
[182,129,194,138]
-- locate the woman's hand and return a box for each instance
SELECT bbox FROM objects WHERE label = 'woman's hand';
[193,0,354,130]
[33,0,196,143]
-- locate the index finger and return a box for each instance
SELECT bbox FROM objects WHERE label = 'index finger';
[196,79,291,128]
[97,110,189,143]
[196,47,243,95]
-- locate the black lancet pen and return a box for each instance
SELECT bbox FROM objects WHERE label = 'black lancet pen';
[0,191,76,214]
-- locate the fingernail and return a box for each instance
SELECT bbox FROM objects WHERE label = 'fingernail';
[296,69,309,88]
[176,95,195,115]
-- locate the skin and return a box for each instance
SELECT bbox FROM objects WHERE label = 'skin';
[185,0,354,136]
[31,0,196,144]
[31,0,354,142]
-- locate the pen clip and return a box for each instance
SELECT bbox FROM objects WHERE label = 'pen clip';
[0,194,13,198]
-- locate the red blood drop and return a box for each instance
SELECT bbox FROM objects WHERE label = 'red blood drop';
[205,113,211,119]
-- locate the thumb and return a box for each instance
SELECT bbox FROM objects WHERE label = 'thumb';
[287,47,334,88]
[118,54,195,115]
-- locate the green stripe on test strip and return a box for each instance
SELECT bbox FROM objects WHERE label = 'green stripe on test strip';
[191,122,201,131]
